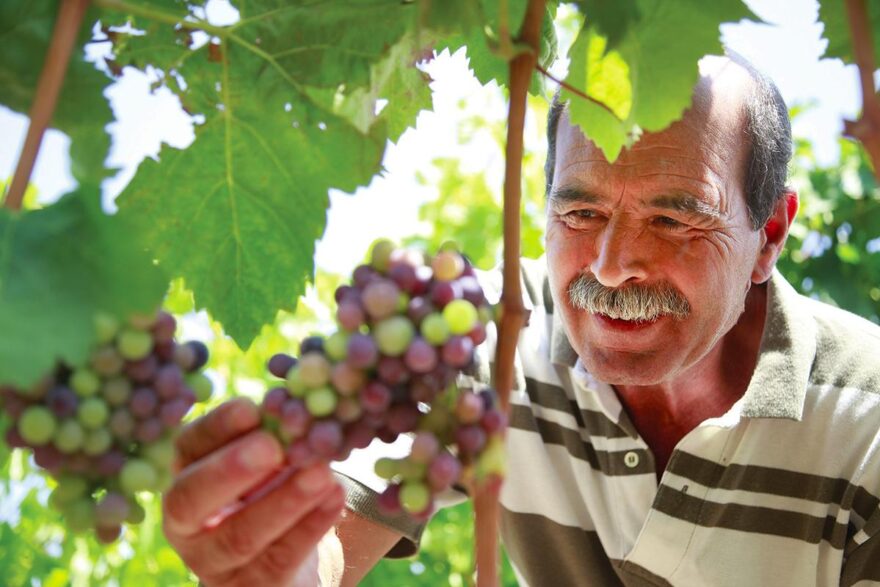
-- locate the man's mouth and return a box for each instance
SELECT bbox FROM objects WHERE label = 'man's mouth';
[595,313,660,331]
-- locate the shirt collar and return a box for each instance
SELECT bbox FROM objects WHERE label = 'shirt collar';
[549,269,816,420]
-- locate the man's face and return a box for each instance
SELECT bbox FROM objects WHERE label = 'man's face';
[545,94,765,386]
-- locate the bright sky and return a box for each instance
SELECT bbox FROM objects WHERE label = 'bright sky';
[0,0,863,277]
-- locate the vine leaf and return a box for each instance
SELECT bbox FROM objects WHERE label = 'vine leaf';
[0,0,114,185]
[0,188,167,387]
[116,41,385,346]
[818,0,880,65]
[563,0,756,161]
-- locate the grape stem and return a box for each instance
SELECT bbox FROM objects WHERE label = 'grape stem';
[843,0,880,177]
[474,1,545,586]
[4,0,91,211]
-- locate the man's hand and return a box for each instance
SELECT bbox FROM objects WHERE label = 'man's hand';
[162,398,345,587]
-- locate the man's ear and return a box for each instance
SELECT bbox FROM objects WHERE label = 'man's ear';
[752,191,798,284]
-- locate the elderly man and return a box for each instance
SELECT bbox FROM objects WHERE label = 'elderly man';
[162,55,880,586]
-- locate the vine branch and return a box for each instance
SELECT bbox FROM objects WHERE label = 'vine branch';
[474,1,546,586]
[535,64,622,121]
[4,0,91,211]
[842,0,880,173]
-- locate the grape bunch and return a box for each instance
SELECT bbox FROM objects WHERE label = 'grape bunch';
[260,241,506,518]
[0,310,212,543]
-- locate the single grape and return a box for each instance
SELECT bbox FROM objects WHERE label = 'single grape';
[388,262,417,292]
[83,428,114,455]
[262,387,289,417]
[65,498,96,533]
[285,366,306,397]
[377,356,409,385]
[78,397,110,429]
[32,444,63,471]
[404,338,438,373]
[330,362,366,396]
[334,285,355,304]
[129,388,158,419]
[410,432,440,464]
[126,499,146,524]
[307,420,343,458]
[96,449,126,476]
[152,311,177,343]
[455,425,487,456]
[305,387,337,418]
[154,340,176,362]
[324,332,350,362]
[120,459,158,494]
[94,312,120,345]
[300,336,325,355]
[91,346,124,377]
[343,420,376,450]
[143,438,175,469]
[337,300,365,331]
[442,300,479,335]
[96,523,123,544]
[154,364,184,400]
[160,398,191,428]
[53,419,86,453]
[71,369,101,397]
[374,316,415,357]
[125,355,159,383]
[398,458,427,481]
[458,276,486,306]
[431,251,465,281]
[468,322,487,345]
[441,336,474,368]
[46,386,78,419]
[427,452,462,490]
[374,457,398,479]
[96,492,130,527]
[430,280,462,308]
[186,341,210,371]
[299,353,331,388]
[279,398,311,440]
[399,481,430,514]
[52,475,89,504]
[19,406,57,445]
[346,334,378,369]
[362,279,401,320]
[406,297,434,326]
[481,408,507,434]
[109,409,135,440]
[456,392,485,424]
[360,381,392,414]
[377,484,402,515]
[268,353,297,379]
[102,377,132,407]
[334,397,362,423]
[187,372,213,402]
[420,313,450,345]
[352,265,378,289]
[135,418,164,443]
[117,329,153,361]
[369,239,395,272]
[387,403,420,434]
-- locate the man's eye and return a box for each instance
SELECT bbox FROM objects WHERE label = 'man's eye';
[566,209,598,221]
[654,216,685,229]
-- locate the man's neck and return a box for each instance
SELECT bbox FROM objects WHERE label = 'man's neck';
[613,282,769,479]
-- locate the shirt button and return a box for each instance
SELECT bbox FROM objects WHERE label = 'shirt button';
[624,451,640,468]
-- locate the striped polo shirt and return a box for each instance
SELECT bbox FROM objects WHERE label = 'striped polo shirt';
[335,259,880,586]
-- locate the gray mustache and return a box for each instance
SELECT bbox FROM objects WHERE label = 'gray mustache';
[568,274,690,321]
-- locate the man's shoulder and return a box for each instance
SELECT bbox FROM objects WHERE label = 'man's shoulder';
[797,289,880,394]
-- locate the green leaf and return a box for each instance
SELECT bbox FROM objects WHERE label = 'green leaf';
[116,41,385,347]
[0,0,114,185]
[0,189,167,387]
[563,0,755,160]
[575,0,641,50]
[818,0,880,65]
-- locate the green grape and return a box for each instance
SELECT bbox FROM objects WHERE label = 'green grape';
[374,457,399,480]
[19,406,57,445]
[120,459,158,494]
[53,476,89,503]
[94,312,120,345]
[117,329,153,361]
[305,387,337,417]
[143,438,175,468]
[374,316,415,357]
[478,305,494,325]
[420,313,451,345]
[126,499,146,524]
[396,292,410,313]
[83,428,113,456]
[442,300,478,335]
[102,377,132,406]
[431,251,464,281]
[369,238,395,272]
[325,331,350,362]
[187,372,213,402]
[285,366,306,397]
[399,459,427,481]
[65,498,96,533]
[299,353,331,388]
[71,369,101,397]
[476,436,507,477]
[54,419,85,453]
[78,397,109,429]
[400,481,430,514]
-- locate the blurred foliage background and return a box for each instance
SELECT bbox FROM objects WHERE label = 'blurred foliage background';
[2,98,879,586]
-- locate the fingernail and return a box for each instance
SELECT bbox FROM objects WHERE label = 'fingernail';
[238,435,282,471]
[296,466,332,495]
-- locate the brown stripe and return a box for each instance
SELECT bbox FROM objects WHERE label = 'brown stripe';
[613,559,675,587]
[840,529,880,586]
[524,375,631,439]
[509,404,654,476]
[668,451,880,521]
[653,484,849,549]
[501,507,625,587]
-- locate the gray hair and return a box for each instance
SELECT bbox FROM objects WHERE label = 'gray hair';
[545,53,792,230]
[568,273,691,321]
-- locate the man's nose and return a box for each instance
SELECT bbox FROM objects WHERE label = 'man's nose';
[589,217,649,288]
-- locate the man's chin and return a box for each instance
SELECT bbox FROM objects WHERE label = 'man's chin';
[578,348,676,386]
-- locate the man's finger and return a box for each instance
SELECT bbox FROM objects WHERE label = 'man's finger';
[181,465,340,577]
[174,397,261,472]
[233,484,346,586]
[163,429,283,538]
